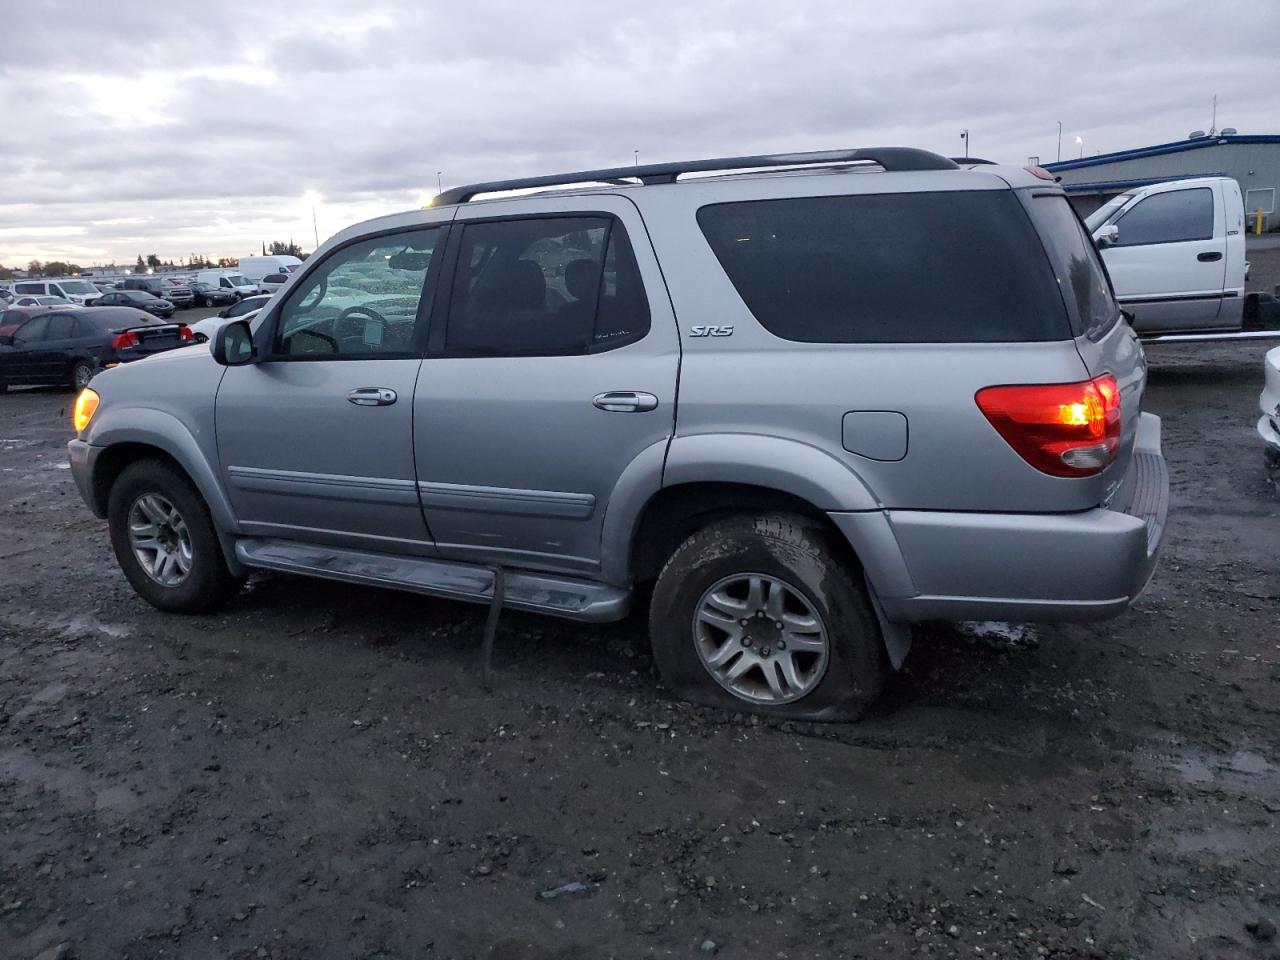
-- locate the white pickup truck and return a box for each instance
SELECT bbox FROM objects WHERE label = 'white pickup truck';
[1085,176,1246,336]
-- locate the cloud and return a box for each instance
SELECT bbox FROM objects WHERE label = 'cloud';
[0,0,1274,265]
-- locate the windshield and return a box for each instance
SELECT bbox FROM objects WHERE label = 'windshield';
[127,291,157,301]
[286,264,301,273]
[228,275,251,286]
[1084,194,1134,233]
[59,280,98,295]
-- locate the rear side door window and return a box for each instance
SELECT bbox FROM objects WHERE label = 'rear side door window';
[44,314,75,340]
[1023,194,1119,340]
[442,216,650,356]
[1114,188,1214,245]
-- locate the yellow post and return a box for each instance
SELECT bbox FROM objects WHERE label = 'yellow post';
[1257,207,1265,236]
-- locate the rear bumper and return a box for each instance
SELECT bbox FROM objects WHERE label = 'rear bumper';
[833,412,1169,623]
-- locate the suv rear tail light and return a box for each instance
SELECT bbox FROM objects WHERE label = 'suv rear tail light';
[976,375,1121,477]
[112,330,139,349]
[178,324,195,341]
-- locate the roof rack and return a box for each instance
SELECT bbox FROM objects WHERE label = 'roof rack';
[433,147,958,205]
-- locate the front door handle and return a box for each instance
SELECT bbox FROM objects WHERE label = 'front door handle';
[1197,251,1223,262]
[593,391,658,413]
[347,387,397,406]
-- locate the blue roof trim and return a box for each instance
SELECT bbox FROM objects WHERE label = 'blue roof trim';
[1061,173,1227,194]
[1044,134,1280,172]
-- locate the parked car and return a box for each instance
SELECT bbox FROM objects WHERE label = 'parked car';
[188,281,236,308]
[237,255,303,282]
[67,147,1168,720]
[0,306,194,392]
[1086,177,1246,335]
[10,278,104,306]
[255,272,291,295]
[193,269,257,300]
[120,276,194,309]
[1260,346,1280,483]
[218,295,270,320]
[92,289,176,318]
[14,295,72,307]
[0,286,13,305]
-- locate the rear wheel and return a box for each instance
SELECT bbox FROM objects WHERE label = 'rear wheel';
[107,460,241,613]
[649,513,888,721]
[70,360,95,391]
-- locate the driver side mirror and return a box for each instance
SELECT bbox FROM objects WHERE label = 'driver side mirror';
[212,319,257,366]
[1094,224,1119,247]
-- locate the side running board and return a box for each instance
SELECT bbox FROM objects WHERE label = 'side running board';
[234,538,629,623]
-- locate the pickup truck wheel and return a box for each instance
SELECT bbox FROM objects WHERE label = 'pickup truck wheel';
[107,460,241,613]
[649,514,887,721]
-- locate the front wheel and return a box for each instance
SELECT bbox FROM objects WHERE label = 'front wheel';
[649,514,888,721]
[107,460,242,613]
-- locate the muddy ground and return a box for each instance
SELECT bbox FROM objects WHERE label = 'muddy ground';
[1,312,1278,960]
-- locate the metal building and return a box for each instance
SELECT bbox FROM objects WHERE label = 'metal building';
[1043,133,1280,230]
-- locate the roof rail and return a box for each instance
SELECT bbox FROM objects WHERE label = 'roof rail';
[433,147,958,205]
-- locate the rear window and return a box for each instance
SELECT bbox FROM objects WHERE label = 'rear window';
[696,191,1070,343]
[1023,193,1119,340]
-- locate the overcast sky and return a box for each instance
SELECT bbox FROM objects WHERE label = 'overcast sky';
[1,0,1274,268]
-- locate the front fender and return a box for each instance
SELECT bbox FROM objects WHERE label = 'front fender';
[84,405,240,536]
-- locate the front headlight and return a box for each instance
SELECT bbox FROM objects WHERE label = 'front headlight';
[73,388,100,432]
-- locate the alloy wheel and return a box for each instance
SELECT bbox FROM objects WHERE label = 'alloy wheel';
[692,573,830,705]
[127,493,193,587]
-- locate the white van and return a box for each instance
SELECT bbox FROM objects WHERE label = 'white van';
[194,269,258,300]
[236,255,303,282]
[1086,177,1246,335]
[10,277,105,306]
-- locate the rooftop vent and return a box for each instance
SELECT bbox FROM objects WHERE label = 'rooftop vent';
[1188,130,1207,139]
[1220,127,1238,135]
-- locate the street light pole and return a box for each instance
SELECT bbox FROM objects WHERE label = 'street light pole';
[311,205,319,250]
[1056,121,1062,162]
[634,149,639,168]
[960,129,969,158]
[436,171,443,194]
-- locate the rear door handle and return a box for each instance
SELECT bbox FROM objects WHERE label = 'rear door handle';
[593,391,658,413]
[347,387,397,406]
[1197,251,1223,262]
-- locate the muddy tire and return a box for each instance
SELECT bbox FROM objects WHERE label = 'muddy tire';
[648,513,887,721]
[107,459,241,613]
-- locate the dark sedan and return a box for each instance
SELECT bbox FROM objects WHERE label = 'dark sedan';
[0,306,194,391]
[92,289,176,318]
[189,281,236,308]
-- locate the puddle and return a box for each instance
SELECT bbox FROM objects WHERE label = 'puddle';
[1161,747,1280,801]
[957,621,1039,646]
[1,608,132,640]
[1173,827,1259,855]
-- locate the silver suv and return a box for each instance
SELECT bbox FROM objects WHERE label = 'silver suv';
[67,148,1168,720]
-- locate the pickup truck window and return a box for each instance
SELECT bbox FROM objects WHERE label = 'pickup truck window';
[1114,188,1213,246]
[274,227,440,359]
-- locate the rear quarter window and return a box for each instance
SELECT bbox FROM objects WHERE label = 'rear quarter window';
[1022,193,1119,340]
[696,191,1071,343]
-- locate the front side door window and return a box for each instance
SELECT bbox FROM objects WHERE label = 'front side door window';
[1115,188,1214,246]
[274,228,442,359]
